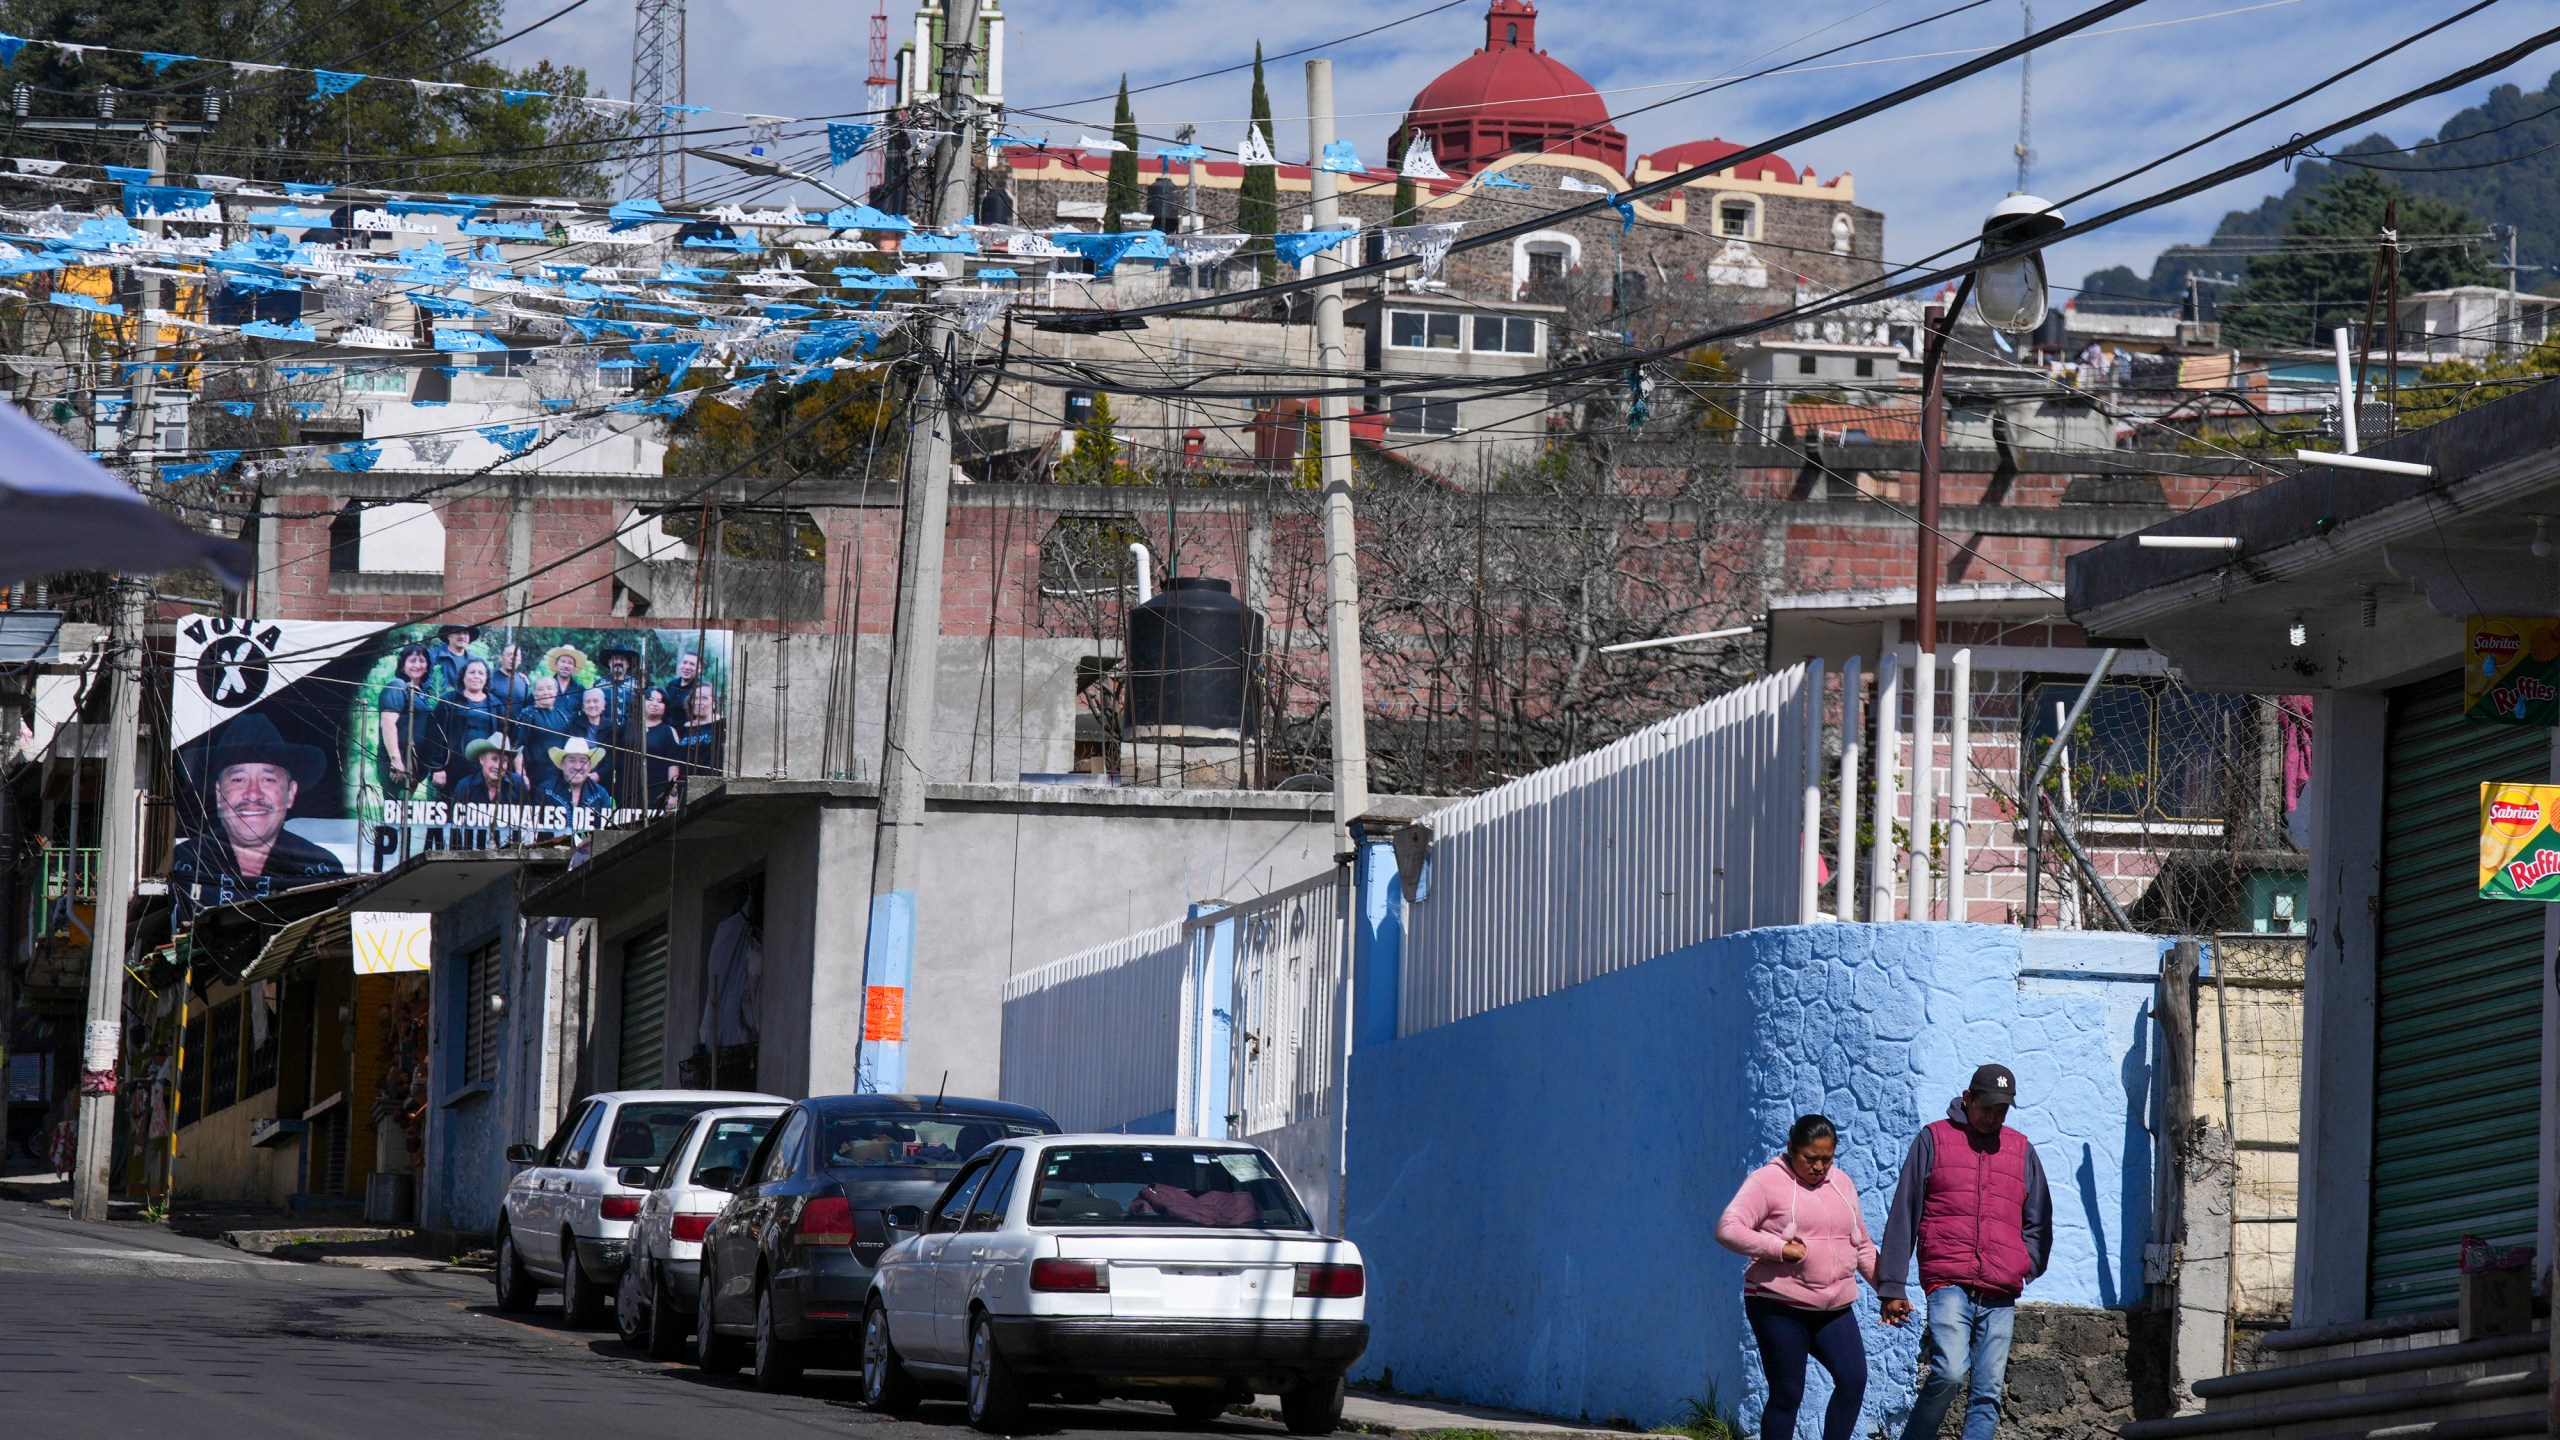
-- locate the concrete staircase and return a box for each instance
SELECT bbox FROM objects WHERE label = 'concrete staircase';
[2118,1309,2550,1440]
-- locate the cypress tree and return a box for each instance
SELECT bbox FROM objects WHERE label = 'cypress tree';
[1240,43,1279,280]
[1388,124,1418,228]
[1105,76,1140,234]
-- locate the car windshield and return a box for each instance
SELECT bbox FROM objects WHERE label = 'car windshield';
[1031,1146,1310,1230]
[822,1114,1049,1171]
[689,1116,777,1183]
[603,1102,729,1167]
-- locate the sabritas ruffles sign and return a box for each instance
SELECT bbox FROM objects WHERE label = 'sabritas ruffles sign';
[2478,782,2560,900]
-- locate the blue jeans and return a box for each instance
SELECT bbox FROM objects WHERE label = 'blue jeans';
[1897,1286,2015,1440]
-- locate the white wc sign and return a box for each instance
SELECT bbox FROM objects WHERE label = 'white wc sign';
[351,910,432,974]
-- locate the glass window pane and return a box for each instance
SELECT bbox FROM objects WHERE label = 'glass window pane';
[689,1117,775,1184]
[1031,1145,1311,1230]
[2153,689,2250,821]
[1389,312,1426,348]
[1507,317,1537,353]
[604,1101,728,1166]
[937,1164,989,1226]
[2024,680,2152,820]
[967,1149,1024,1231]
[1427,313,1461,349]
[1472,315,1503,351]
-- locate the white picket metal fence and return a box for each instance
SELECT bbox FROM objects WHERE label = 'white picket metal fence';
[1210,870,1350,1232]
[998,919,1187,1133]
[1397,664,1823,1038]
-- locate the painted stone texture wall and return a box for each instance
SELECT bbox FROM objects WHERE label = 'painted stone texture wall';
[1344,922,2161,1437]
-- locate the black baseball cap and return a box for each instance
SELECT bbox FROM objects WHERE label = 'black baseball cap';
[1968,1064,2018,1105]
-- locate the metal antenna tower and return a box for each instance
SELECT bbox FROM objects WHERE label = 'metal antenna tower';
[866,0,894,195]
[628,0,687,199]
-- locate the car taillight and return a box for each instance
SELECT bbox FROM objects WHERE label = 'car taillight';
[672,1213,714,1243]
[1030,1258,1110,1292]
[1294,1263,1364,1298]
[797,1195,854,1247]
[601,1195,642,1221]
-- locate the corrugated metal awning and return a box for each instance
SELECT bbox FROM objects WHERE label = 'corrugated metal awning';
[240,908,350,984]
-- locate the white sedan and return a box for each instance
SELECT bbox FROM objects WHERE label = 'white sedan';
[614,1104,785,1359]
[860,1135,1368,1435]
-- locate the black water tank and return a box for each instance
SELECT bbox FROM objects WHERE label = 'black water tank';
[1127,577,1263,735]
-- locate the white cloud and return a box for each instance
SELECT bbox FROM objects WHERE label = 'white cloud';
[501,0,2558,288]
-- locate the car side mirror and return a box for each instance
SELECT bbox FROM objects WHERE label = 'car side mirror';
[884,1204,924,1235]
[617,1165,658,1188]
[506,1143,540,1165]
[696,1165,738,1193]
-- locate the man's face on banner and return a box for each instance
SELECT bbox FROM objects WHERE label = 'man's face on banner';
[498,644,522,674]
[533,676,559,708]
[216,762,296,851]
[553,654,578,682]
[677,652,701,681]
[479,750,508,785]
[607,656,631,680]
[562,751,595,785]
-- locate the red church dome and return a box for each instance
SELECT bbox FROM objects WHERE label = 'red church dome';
[1400,1,1627,177]
[1639,138,1798,185]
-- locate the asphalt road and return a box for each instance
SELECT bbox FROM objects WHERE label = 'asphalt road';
[0,1198,1289,1440]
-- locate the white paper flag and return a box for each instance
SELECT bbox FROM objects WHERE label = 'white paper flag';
[1400,135,1449,181]
[1237,124,1277,168]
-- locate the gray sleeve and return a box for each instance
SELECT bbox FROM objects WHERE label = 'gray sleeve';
[2020,1140,2054,1280]
[1875,1130,1935,1300]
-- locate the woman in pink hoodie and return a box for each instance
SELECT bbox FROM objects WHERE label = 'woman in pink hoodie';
[1715,1114,1878,1440]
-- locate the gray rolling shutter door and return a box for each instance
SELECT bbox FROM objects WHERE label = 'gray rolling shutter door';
[617,927,671,1091]
[2369,670,2547,1315]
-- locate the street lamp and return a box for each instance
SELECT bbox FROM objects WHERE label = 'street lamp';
[683,146,865,209]
[1969,191,2066,334]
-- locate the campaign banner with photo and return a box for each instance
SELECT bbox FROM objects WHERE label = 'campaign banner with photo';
[169,616,733,924]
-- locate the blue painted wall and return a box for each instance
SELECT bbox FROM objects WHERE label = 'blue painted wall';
[424,878,519,1235]
[1342,922,2159,1436]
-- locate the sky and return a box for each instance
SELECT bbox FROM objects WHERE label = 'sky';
[495,0,2560,292]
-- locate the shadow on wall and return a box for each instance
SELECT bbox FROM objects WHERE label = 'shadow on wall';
[1342,923,2160,1436]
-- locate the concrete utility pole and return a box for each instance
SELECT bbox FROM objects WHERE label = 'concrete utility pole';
[71,116,171,1223]
[855,0,981,1095]
[1305,59,1372,859]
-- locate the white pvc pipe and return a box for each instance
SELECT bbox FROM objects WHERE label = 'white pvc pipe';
[1947,649,1972,925]
[1800,658,1825,924]
[1870,650,1901,924]
[1835,655,1862,923]
[1129,542,1155,602]
[2137,535,2243,551]
[1906,647,1936,920]
[2332,326,2360,453]
[1599,625,1756,655]
[2291,449,2434,478]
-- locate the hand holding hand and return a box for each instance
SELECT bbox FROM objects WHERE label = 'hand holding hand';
[1780,1240,1806,1264]
[1880,1298,1914,1327]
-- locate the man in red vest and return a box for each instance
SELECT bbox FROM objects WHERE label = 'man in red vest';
[1876,1063,2053,1440]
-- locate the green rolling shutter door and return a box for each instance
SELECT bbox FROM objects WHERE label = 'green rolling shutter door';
[617,927,671,1091]
[2369,670,2547,1314]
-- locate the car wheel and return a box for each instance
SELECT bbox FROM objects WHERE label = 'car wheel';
[616,1261,650,1349]
[1169,1391,1231,1423]
[695,1262,746,1375]
[1281,1373,1346,1436]
[492,1225,537,1313]
[966,1312,1030,1434]
[753,1283,806,1391]
[561,1236,609,1329]
[644,1265,690,1362]
[861,1298,924,1416]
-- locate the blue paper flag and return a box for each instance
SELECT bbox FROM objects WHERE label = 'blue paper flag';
[49,293,123,317]
[480,425,540,455]
[1272,228,1355,266]
[276,365,336,378]
[1318,140,1363,174]
[124,184,213,218]
[219,400,257,417]
[1480,171,1532,189]
[500,89,546,106]
[326,442,381,473]
[1610,194,1636,233]
[659,103,709,131]
[103,165,152,184]
[311,70,366,99]
[0,34,24,67]
[142,52,194,74]
[463,218,547,240]
[1155,143,1207,174]
[629,341,702,383]
[829,123,876,169]
[242,319,318,341]
[284,182,334,197]
[1049,231,1152,276]
[608,197,664,231]
[822,204,913,233]
[432,330,507,352]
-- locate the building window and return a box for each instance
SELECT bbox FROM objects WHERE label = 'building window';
[1471,315,1538,354]
[328,503,364,573]
[463,939,502,1086]
[1527,249,1566,285]
[204,998,241,1116]
[1614,269,1648,309]
[1718,198,1758,239]
[1854,357,1876,378]
[180,1008,207,1123]
[2023,677,2254,825]
[1388,310,1461,350]
[1388,397,1459,435]
[243,987,278,1096]
[1831,211,1855,254]
[1797,354,1819,376]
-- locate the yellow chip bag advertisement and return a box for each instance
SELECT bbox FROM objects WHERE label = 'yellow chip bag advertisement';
[2463,616,2560,725]
[2479,783,2560,900]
